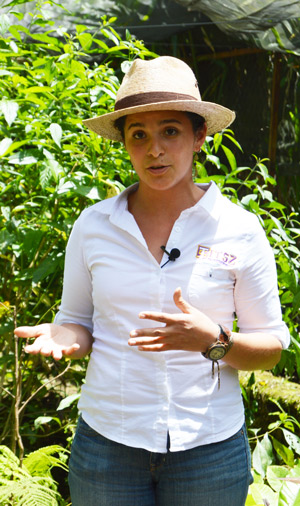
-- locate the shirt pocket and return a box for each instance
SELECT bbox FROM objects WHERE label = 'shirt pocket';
[187,263,236,317]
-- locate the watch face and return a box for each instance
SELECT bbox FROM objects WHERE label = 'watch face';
[208,345,226,361]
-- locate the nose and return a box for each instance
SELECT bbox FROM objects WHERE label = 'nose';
[147,135,164,158]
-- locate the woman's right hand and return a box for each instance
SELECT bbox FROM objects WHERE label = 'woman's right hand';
[14,323,81,360]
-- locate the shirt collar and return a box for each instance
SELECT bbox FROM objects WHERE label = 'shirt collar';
[92,181,222,221]
[192,181,223,221]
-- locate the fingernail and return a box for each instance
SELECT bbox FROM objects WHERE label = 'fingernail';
[130,330,138,337]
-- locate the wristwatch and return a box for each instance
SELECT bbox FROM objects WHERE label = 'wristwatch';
[202,324,233,361]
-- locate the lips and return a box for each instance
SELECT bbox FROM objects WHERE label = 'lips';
[148,165,166,170]
[146,164,170,174]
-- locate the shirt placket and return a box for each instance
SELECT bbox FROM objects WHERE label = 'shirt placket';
[158,215,187,446]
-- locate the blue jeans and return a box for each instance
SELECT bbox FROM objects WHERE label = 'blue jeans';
[69,416,253,506]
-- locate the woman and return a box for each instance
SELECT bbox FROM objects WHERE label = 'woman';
[15,56,289,506]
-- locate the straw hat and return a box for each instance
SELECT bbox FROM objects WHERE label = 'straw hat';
[83,56,235,141]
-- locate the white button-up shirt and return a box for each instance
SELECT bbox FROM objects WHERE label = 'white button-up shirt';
[55,182,289,452]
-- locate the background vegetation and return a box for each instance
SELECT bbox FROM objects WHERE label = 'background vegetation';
[0,1,300,504]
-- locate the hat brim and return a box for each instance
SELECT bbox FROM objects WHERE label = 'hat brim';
[82,100,235,142]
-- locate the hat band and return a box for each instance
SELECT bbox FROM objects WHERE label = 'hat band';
[114,91,198,111]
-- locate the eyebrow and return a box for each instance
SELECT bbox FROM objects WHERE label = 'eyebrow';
[126,118,182,131]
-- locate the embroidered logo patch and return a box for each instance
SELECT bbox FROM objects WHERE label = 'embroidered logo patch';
[196,245,237,266]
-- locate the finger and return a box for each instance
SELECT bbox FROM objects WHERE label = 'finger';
[24,341,44,354]
[52,344,80,361]
[52,349,63,361]
[25,339,53,357]
[62,344,80,357]
[173,287,194,314]
[137,343,166,352]
[138,311,174,324]
[24,342,80,360]
[14,325,47,339]
[128,333,164,346]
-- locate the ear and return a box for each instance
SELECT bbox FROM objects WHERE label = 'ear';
[194,122,207,152]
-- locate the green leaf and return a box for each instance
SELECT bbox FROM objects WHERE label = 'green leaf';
[93,38,109,50]
[10,11,24,21]
[34,416,53,430]
[271,436,294,466]
[279,480,300,506]
[0,14,10,35]
[270,215,290,241]
[50,123,62,148]
[0,139,29,156]
[8,153,38,165]
[206,154,221,168]
[20,85,57,99]
[260,189,274,202]
[266,465,289,492]
[8,24,22,42]
[282,429,300,456]
[39,165,52,189]
[121,60,134,74]
[247,483,278,506]
[2,0,30,7]
[70,59,86,75]
[245,493,257,505]
[221,144,237,171]
[101,27,120,45]
[76,24,88,34]
[57,393,80,411]
[33,256,62,283]
[223,133,243,151]
[213,132,223,152]
[0,138,13,157]
[78,32,93,50]
[0,69,13,76]
[292,290,300,311]
[9,40,18,53]
[241,194,258,206]
[30,31,59,45]
[23,445,68,476]
[0,100,19,126]
[252,434,274,477]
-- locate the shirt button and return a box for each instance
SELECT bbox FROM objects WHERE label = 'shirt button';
[174,226,181,233]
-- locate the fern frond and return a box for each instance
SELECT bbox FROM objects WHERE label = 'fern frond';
[24,445,69,477]
[0,445,68,505]
[0,475,59,505]
[0,446,28,480]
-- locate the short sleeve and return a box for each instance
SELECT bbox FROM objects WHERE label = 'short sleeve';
[54,214,94,334]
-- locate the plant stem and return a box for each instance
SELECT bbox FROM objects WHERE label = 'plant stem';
[12,306,24,463]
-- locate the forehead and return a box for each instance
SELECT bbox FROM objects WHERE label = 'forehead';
[124,110,189,129]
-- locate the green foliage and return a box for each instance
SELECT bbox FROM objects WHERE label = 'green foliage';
[0,444,68,505]
[246,402,300,506]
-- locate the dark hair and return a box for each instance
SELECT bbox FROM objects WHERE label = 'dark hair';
[114,111,206,140]
[184,112,206,134]
[114,115,126,140]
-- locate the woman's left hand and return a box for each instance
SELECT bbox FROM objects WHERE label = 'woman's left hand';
[128,287,219,352]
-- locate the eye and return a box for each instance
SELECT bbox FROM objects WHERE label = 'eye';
[164,127,178,136]
[132,130,146,140]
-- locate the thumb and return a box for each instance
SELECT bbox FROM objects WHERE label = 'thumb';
[173,287,194,314]
[14,325,45,339]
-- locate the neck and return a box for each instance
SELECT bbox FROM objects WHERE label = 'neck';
[129,181,204,219]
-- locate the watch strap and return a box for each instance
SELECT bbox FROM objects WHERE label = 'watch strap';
[202,324,233,390]
[202,324,233,360]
